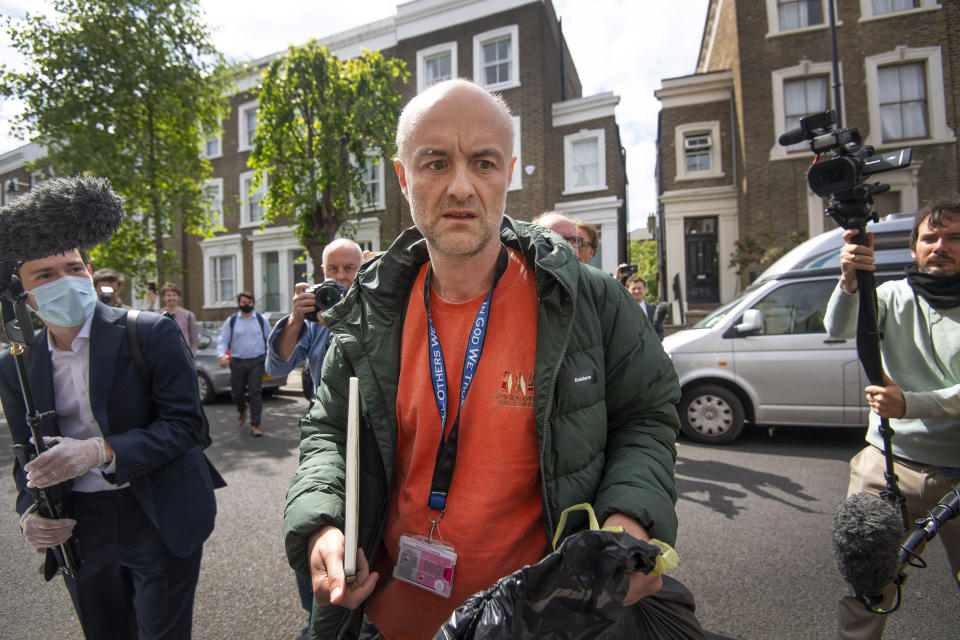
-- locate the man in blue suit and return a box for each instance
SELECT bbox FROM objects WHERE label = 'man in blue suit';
[0,176,223,640]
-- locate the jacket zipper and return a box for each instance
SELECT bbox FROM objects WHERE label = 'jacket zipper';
[537,264,577,544]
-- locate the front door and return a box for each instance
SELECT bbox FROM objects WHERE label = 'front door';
[685,216,719,304]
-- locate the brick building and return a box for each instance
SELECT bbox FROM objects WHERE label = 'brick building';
[655,0,958,321]
[0,0,628,322]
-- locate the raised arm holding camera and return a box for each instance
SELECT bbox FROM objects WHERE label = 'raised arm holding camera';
[266,238,363,393]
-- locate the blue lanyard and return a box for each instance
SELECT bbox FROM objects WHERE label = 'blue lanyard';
[424,246,509,514]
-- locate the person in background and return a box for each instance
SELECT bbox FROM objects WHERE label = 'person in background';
[216,292,271,437]
[574,219,598,265]
[266,238,363,395]
[264,237,364,639]
[825,199,960,639]
[91,268,126,308]
[158,282,199,357]
[532,211,581,252]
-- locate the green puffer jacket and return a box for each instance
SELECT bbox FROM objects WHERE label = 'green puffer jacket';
[283,216,681,639]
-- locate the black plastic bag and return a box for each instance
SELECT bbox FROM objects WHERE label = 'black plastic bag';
[433,530,705,640]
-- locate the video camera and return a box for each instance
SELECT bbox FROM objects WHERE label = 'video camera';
[304,278,347,322]
[778,110,912,230]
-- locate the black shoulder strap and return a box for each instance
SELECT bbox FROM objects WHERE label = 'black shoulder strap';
[256,312,268,348]
[228,312,237,351]
[125,309,151,385]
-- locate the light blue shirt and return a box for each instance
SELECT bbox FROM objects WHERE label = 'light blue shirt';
[216,312,271,359]
[265,316,332,389]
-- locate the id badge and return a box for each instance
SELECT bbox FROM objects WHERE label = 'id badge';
[393,534,457,598]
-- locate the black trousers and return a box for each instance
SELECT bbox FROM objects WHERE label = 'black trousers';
[229,355,265,426]
[63,488,203,640]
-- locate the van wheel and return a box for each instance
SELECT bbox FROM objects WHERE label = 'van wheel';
[678,385,745,444]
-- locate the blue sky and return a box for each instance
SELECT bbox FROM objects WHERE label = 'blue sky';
[0,0,710,230]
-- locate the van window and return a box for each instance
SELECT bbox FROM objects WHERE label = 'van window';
[750,279,836,335]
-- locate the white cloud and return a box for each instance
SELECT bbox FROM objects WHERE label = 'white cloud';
[0,0,710,230]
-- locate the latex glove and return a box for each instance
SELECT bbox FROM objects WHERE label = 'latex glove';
[21,510,76,549]
[24,436,108,489]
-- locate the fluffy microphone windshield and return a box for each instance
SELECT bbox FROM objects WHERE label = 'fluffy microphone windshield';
[832,493,905,597]
[0,175,124,263]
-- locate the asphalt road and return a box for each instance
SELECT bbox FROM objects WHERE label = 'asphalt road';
[1,392,957,639]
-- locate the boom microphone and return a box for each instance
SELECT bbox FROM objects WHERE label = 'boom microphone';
[0,175,124,263]
[831,493,905,598]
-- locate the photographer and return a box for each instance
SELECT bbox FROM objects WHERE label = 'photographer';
[91,268,127,308]
[266,238,363,394]
[824,199,960,639]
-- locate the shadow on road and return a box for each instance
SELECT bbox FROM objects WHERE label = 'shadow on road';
[199,393,308,475]
[676,458,819,519]
[680,423,865,462]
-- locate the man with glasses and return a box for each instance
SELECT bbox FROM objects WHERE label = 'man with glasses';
[533,211,583,251]
[575,220,599,265]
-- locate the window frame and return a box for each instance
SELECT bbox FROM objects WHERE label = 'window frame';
[416,41,458,94]
[200,116,223,160]
[859,0,940,21]
[769,60,844,161]
[472,24,520,91]
[236,100,259,152]
[201,234,243,309]
[204,178,224,230]
[563,128,606,195]
[359,154,386,211]
[239,170,266,228]
[674,121,724,181]
[765,0,837,36]
[863,46,955,149]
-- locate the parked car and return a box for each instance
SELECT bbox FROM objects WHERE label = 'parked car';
[194,331,287,404]
[662,212,914,445]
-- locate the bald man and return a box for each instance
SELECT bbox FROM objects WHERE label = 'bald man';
[265,238,363,392]
[533,210,583,252]
[283,79,681,639]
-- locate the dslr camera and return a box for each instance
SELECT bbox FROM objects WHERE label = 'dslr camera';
[621,264,639,276]
[304,279,347,322]
[778,110,911,229]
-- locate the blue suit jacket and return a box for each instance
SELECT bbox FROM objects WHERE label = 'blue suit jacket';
[0,303,222,559]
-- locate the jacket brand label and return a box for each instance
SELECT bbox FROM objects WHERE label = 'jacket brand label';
[570,370,597,386]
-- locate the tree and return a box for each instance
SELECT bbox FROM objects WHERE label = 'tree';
[249,41,408,276]
[729,230,807,284]
[1,0,232,285]
[627,238,659,302]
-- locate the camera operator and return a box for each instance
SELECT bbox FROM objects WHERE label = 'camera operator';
[91,268,127,308]
[824,199,960,639]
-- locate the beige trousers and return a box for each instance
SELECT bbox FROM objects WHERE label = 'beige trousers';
[837,445,960,640]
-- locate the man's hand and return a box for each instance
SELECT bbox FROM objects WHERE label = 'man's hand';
[602,513,663,605]
[24,436,111,488]
[218,356,230,368]
[290,282,323,326]
[21,511,76,549]
[307,525,379,608]
[865,374,906,419]
[838,228,875,293]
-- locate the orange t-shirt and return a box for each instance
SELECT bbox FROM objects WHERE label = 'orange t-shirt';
[365,248,545,639]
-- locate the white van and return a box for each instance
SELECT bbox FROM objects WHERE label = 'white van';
[662,212,914,445]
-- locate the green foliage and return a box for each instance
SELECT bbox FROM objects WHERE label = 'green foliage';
[249,41,408,274]
[729,230,807,278]
[627,238,659,302]
[1,0,232,286]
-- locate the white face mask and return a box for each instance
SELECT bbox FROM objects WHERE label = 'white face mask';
[30,275,98,327]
